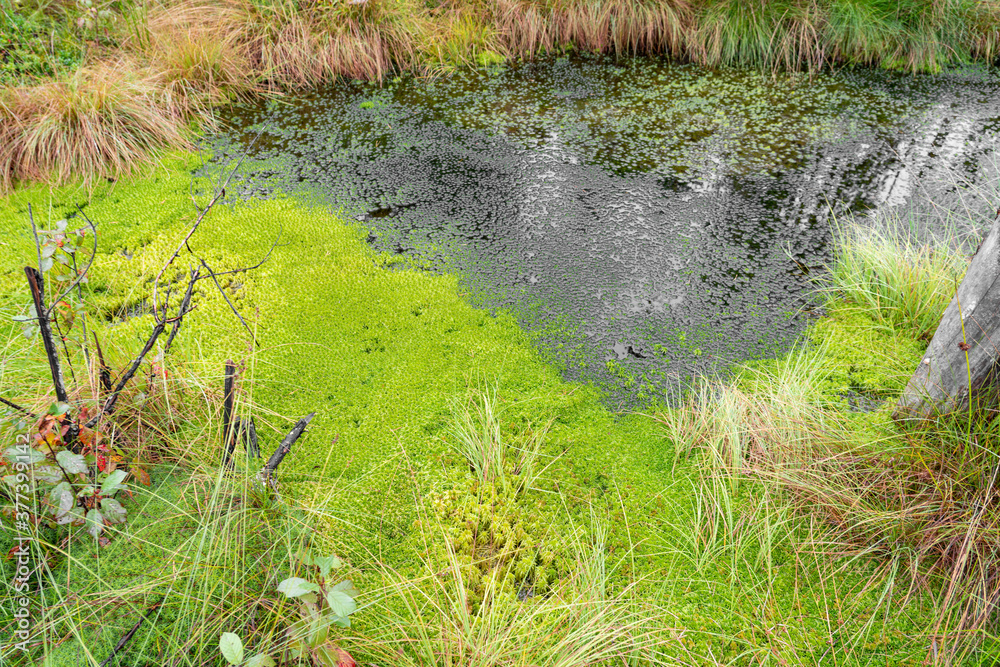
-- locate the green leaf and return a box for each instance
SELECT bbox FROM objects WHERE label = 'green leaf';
[324,589,357,619]
[245,654,276,667]
[55,505,84,526]
[331,580,360,599]
[85,508,104,537]
[48,401,71,416]
[277,577,321,599]
[101,498,127,523]
[100,470,128,495]
[49,481,74,518]
[314,554,344,578]
[219,632,244,665]
[41,244,57,258]
[5,446,45,464]
[307,615,330,648]
[56,450,88,474]
[40,256,53,272]
[33,464,63,483]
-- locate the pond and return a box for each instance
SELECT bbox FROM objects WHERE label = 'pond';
[209,55,1000,406]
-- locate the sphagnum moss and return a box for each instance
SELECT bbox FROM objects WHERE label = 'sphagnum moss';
[0,156,966,665]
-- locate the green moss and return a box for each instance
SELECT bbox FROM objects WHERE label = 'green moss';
[805,301,926,401]
[0,159,955,665]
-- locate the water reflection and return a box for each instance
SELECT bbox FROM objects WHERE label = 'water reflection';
[208,55,1000,405]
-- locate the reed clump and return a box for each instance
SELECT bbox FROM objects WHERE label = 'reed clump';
[821,215,972,341]
[661,350,1000,663]
[657,202,1000,662]
[3,0,1000,189]
[0,60,190,190]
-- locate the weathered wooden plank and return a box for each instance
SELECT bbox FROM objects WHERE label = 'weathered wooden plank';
[893,212,1000,422]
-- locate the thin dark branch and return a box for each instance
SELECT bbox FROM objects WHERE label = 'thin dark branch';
[44,209,97,319]
[152,126,266,320]
[85,321,166,429]
[260,413,316,483]
[0,396,34,418]
[28,204,42,276]
[71,249,90,368]
[241,416,259,459]
[161,268,200,358]
[200,259,258,347]
[93,332,113,392]
[197,227,285,281]
[221,361,237,471]
[25,268,68,405]
[50,315,77,387]
[99,603,161,667]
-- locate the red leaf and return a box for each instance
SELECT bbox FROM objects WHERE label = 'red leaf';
[131,467,152,487]
[336,647,356,667]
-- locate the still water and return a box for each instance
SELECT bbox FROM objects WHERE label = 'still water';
[209,55,1000,405]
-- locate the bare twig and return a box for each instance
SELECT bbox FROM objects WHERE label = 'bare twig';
[71,249,90,368]
[151,127,265,319]
[0,396,34,418]
[85,320,166,429]
[200,259,258,347]
[50,315,77,387]
[161,268,200,358]
[240,416,259,459]
[24,268,68,405]
[44,208,98,319]
[28,204,42,276]
[99,602,161,667]
[222,361,237,471]
[204,227,284,280]
[260,413,317,484]
[92,332,113,393]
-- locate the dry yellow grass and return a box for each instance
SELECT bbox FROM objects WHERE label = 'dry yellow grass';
[3,0,999,189]
[0,60,189,190]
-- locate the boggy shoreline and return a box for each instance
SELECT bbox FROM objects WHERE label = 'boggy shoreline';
[3,0,1000,190]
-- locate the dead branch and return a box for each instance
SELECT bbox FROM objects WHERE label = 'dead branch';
[161,268,200,358]
[0,396,34,418]
[151,127,265,320]
[222,360,237,471]
[92,332,113,392]
[99,602,161,667]
[85,318,167,429]
[25,267,69,405]
[200,259,257,346]
[239,416,259,459]
[260,413,316,484]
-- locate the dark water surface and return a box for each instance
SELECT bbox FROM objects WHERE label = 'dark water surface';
[209,55,1000,406]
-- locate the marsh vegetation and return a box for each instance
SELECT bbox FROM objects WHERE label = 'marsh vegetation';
[3,0,1000,188]
[3,2,1000,666]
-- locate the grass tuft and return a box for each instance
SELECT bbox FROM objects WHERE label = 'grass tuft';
[820,212,973,341]
[0,60,190,191]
